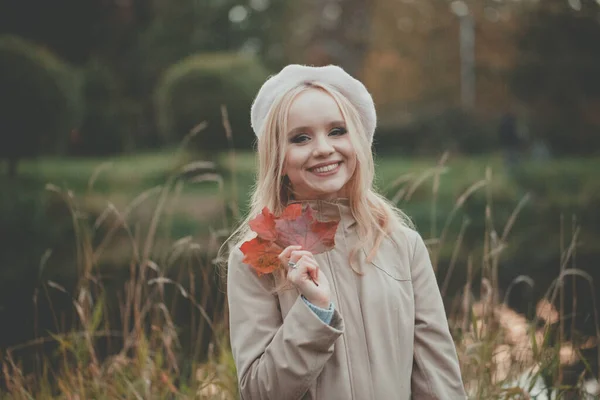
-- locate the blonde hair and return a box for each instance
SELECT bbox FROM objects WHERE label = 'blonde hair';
[221,81,412,278]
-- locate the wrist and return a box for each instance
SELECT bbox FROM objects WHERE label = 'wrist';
[305,295,330,309]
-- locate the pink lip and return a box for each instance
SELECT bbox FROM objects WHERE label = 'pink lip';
[308,161,342,170]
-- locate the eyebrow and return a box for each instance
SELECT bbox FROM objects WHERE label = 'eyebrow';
[287,120,346,137]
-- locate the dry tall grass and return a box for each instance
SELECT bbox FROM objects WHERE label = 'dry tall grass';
[1,126,237,399]
[387,153,599,399]
[1,133,598,399]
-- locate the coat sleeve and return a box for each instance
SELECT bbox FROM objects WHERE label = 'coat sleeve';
[227,247,344,400]
[409,231,467,399]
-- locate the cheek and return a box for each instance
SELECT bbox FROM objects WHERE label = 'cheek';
[285,148,309,168]
[283,151,302,176]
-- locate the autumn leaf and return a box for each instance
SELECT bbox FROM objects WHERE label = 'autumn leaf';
[240,237,282,275]
[280,203,302,220]
[248,207,277,241]
[241,203,339,276]
[274,205,338,253]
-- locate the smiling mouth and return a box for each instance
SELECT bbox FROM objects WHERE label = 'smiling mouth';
[309,162,341,174]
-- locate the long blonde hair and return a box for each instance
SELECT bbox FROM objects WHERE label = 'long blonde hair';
[221,81,412,275]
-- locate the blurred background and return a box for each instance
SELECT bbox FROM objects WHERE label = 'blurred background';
[0,0,599,397]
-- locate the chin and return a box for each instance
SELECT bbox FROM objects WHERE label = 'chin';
[294,174,352,199]
[313,184,346,198]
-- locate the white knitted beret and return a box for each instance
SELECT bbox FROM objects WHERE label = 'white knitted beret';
[250,64,377,144]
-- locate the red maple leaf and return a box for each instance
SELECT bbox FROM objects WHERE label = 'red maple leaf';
[241,204,340,276]
[280,203,302,220]
[240,237,282,275]
[248,207,277,241]
[274,205,338,253]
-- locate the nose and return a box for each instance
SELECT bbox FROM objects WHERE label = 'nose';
[312,134,335,157]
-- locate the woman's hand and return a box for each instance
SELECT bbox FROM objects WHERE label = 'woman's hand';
[278,245,331,309]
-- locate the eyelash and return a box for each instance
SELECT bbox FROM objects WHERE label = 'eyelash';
[290,127,347,144]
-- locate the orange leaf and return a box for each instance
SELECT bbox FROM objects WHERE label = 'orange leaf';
[280,203,302,220]
[248,207,278,241]
[240,237,282,275]
[241,204,339,277]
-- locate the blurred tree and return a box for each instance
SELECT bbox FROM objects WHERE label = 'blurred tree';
[0,35,82,177]
[69,60,131,156]
[363,0,524,154]
[364,0,523,119]
[0,0,105,64]
[154,52,269,154]
[511,0,600,155]
[1,0,287,152]
[282,0,371,76]
[373,107,496,155]
[137,0,281,76]
[104,0,287,148]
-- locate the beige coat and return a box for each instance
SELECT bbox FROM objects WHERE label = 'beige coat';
[227,199,466,400]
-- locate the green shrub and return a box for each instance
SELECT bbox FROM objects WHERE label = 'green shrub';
[69,60,131,156]
[510,160,600,268]
[374,108,497,155]
[0,182,74,348]
[154,52,269,155]
[0,35,82,176]
[511,0,600,156]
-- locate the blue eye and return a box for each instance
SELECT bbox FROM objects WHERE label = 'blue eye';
[290,134,310,144]
[330,127,347,136]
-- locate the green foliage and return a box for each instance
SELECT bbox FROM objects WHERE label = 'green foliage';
[511,0,600,155]
[0,35,82,176]
[0,181,74,348]
[155,52,269,154]
[137,0,286,86]
[510,160,600,273]
[70,60,131,156]
[374,108,497,155]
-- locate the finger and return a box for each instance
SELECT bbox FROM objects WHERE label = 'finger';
[289,250,314,263]
[287,251,310,269]
[308,263,319,281]
[312,265,319,281]
[287,259,322,288]
[291,255,317,277]
[278,245,302,263]
[287,256,315,278]
[278,245,301,258]
[296,257,319,280]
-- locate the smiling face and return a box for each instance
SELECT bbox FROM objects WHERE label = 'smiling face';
[282,88,358,201]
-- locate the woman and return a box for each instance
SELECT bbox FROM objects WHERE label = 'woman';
[225,64,466,399]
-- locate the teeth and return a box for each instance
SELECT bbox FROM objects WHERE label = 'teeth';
[313,163,339,173]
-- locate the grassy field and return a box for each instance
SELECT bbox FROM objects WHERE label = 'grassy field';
[1,149,599,398]
[6,149,513,243]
